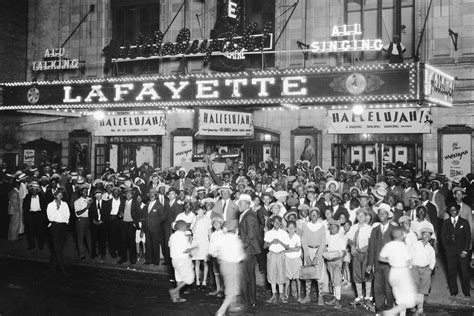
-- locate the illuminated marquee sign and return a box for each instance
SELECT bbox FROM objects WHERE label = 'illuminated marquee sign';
[311,24,383,54]
[0,63,417,110]
[228,0,238,19]
[424,64,455,107]
[32,48,80,72]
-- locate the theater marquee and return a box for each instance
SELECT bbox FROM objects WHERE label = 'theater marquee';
[0,63,417,110]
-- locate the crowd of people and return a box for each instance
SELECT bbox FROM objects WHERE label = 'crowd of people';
[3,158,473,315]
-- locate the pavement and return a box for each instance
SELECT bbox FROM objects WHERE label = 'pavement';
[1,234,473,314]
[1,257,473,316]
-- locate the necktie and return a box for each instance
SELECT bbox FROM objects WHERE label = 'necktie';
[223,200,227,214]
[354,227,360,251]
[453,218,457,227]
[160,195,164,205]
[97,202,101,221]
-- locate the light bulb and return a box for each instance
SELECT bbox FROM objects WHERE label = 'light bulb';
[93,110,105,120]
[352,104,364,115]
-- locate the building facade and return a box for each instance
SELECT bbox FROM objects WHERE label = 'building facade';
[0,0,473,181]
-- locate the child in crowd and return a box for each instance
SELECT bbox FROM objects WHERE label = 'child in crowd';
[215,223,246,316]
[264,216,290,303]
[296,205,309,236]
[284,221,302,302]
[410,227,436,314]
[342,220,352,288]
[379,227,417,316]
[398,216,417,250]
[168,220,196,303]
[208,216,225,297]
[347,209,373,307]
[191,205,211,289]
[323,219,347,309]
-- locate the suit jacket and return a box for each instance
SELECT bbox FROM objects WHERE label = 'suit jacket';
[89,198,108,224]
[118,199,140,226]
[441,217,471,255]
[367,222,398,268]
[166,199,184,227]
[424,201,439,232]
[238,209,261,255]
[333,205,349,221]
[22,193,47,215]
[212,198,240,223]
[316,198,332,219]
[143,199,167,233]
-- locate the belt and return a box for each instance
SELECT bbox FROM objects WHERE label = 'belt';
[307,245,319,249]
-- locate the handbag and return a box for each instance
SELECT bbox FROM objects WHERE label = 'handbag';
[299,265,319,280]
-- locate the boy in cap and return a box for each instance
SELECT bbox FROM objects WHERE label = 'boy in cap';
[410,227,436,314]
[323,219,347,309]
[347,208,373,308]
[168,220,196,303]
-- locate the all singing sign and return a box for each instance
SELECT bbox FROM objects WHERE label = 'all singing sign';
[94,113,167,136]
[196,109,254,138]
[326,108,431,134]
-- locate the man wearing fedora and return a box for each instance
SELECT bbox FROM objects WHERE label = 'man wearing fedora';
[420,188,439,233]
[89,188,108,262]
[212,185,239,225]
[118,187,141,265]
[452,187,472,237]
[367,203,397,312]
[74,183,93,259]
[143,188,166,266]
[172,168,194,192]
[238,194,261,309]
[441,203,471,299]
[22,181,47,250]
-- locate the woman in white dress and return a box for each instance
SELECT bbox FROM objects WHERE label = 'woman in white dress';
[191,205,212,289]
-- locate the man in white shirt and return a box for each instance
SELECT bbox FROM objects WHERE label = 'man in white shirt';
[410,227,436,314]
[74,184,92,259]
[47,189,70,272]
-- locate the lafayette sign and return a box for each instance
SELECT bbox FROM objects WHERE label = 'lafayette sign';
[1,64,416,109]
[327,108,431,134]
[195,109,254,138]
[94,113,167,136]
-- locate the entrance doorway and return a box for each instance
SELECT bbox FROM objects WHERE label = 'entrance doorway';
[332,134,423,173]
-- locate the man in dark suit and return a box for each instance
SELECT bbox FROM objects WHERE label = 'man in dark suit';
[316,189,333,220]
[117,187,140,264]
[238,194,261,309]
[89,188,108,261]
[420,188,439,233]
[22,182,47,250]
[441,203,471,299]
[143,188,167,265]
[104,187,122,258]
[212,185,240,226]
[367,203,398,312]
[164,188,182,265]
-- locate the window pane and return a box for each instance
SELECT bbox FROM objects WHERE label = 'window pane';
[363,9,378,59]
[347,0,362,11]
[401,6,414,57]
[348,11,362,25]
[364,0,378,10]
[381,8,393,44]
[382,0,394,8]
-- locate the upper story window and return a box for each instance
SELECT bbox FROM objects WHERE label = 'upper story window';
[345,0,414,61]
[242,0,275,69]
[111,0,160,75]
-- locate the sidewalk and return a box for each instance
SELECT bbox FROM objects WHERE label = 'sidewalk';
[1,234,473,309]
